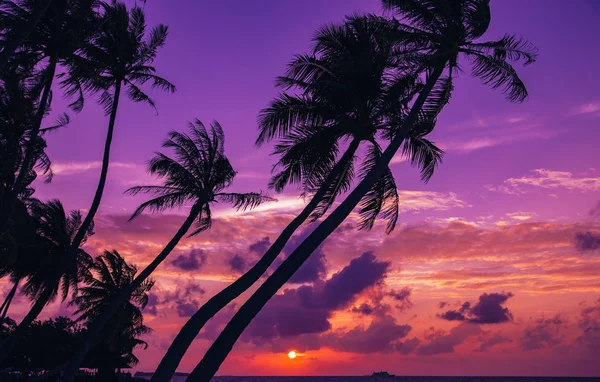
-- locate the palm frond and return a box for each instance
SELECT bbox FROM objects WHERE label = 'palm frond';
[216,192,276,211]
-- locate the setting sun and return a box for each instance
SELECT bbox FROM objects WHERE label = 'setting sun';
[287,351,297,359]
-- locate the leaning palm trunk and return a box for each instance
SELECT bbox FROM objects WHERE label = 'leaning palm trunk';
[0,277,20,318]
[186,65,445,381]
[61,202,203,382]
[0,0,53,71]
[0,58,57,234]
[151,139,360,381]
[0,80,122,362]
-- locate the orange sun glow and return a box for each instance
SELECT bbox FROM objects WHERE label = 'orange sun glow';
[287,351,297,359]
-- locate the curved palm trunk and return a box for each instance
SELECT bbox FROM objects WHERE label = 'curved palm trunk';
[0,284,54,363]
[0,58,57,235]
[0,277,20,319]
[186,65,445,381]
[62,203,203,382]
[0,0,53,71]
[151,139,361,381]
[0,80,123,364]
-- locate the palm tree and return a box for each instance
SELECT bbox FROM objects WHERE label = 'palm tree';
[0,199,93,365]
[60,1,175,258]
[61,120,274,381]
[0,0,98,240]
[70,250,153,379]
[187,2,537,379]
[0,0,53,71]
[152,16,443,381]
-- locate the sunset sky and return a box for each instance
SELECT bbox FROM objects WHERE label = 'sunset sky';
[4,0,600,377]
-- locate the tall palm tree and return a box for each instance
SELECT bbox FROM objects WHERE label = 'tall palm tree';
[0,0,53,71]
[0,0,98,232]
[70,250,153,380]
[187,2,538,379]
[60,1,175,258]
[152,16,443,381]
[61,120,274,381]
[0,199,93,365]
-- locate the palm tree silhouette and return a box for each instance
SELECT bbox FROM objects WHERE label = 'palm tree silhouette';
[0,199,93,364]
[61,120,274,381]
[70,250,152,379]
[153,16,443,381]
[0,0,53,71]
[61,1,175,261]
[188,2,538,379]
[0,0,98,234]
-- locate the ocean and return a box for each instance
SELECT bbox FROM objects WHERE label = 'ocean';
[134,375,600,382]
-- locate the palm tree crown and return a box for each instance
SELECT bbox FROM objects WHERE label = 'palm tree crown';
[258,15,443,233]
[21,199,93,305]
[127,120,275,234]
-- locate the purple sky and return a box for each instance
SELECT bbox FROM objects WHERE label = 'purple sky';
[12,0,600,376]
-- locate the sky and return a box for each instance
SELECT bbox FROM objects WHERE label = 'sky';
[4,0,600,377]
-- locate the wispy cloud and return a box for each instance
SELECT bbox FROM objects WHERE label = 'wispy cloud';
[397,191,469,213]
[573,101,600,116]
[488,169,600,194]
[51,161,141,175]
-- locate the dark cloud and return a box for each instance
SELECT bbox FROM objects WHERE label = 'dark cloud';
[417,323,482,355]
[520,315,565,351]
[144,294,159,316]
[171,248,207,270]
[438,301,449,309]
[289,249,328,283]
[228,254,247,273]
[327,316,411,354]
[395,337,421,354]
[576,299,600,351]
[574,232,600,252]
[198,304,237,341]
[475,333,512,352]
[176,302,199,317]
[160,282,206,318]
[351,303,376,316]
[249,236,271,255]
[389,287,413,311]
[439,293,514,324]
[242,252,389,345]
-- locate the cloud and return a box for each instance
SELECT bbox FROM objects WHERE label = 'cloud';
[242,252,390,344]
[396,191,468,214]
[590,201,600,218]
[249,236,271,255]
[439,292,514,324]
[51,161,140,175]
[171,248,207,271]
[520,315,565,351]
[388,287,413,312]
[489,169,600,194]
[327,316,411,354]
[417,322,482,355]
[228,254,247,273]
[475,332,512,352]
[145,294,160,316]
[575,232,600,252]
[573,101,600,116]
[156,282,206,318]
[288,249,328,283]
[577,298,600,352]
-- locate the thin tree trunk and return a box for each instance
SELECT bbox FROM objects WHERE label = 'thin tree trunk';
[151,139,361,381]
[0,58,57,234]
[69,80,122,252]
[0,278,20,319]
[0,80,123,365]
[62,203,203,382]
[0,0,52,72]
[186,65,445,382]
[0,285,54,364]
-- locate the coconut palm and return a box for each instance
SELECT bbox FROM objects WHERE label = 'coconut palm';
[0,199,93,364]
[0,0,98,229]
[60,1,175,261]
[61,120,274,381]
[70,250,153,379]
[187,2,537,379]
[152,16,443,381]
[0,0,53,71]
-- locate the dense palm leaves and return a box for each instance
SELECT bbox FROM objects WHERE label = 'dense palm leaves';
[71,250,152,378]
[0,199,93,365]
[61,120,273,381]
[187,1,536,379]
[152,16,443,381]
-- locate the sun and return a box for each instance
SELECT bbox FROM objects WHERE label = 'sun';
[287,350,297,359]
